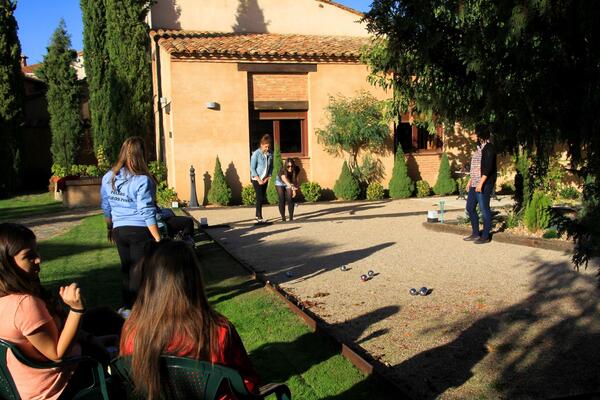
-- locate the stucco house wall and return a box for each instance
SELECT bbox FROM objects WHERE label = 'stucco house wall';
[149,0,367,36]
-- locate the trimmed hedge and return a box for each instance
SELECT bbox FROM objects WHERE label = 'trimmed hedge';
[388,145,414,199]
[300,182,322,202]
[207,156,232,206]
[334,161,361,200]
[366,182,385,200]
[433,153,456,195]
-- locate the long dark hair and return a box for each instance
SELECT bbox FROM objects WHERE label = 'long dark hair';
[0,223,61,318]
[111,137,152,190]
[281,157,299,183]
[120,240,227,400]
[0,223,39,297]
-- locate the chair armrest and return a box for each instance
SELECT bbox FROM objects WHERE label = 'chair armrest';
[257,382,292,400]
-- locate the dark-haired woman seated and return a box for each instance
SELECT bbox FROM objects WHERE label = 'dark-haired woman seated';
[119,240,259,400]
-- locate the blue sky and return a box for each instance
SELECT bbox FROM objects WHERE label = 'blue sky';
[14,0,373,65]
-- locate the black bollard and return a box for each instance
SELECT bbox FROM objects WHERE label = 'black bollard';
[189,165,199,208]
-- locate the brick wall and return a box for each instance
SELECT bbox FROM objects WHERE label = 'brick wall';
[249,73,308,102]
[406,153,441,186]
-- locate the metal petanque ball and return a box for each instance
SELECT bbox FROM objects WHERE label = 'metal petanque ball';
[340,265,348,271]
[360,274,368,282]
[367,270,374,277]
[409,288,418,296]
[419,287,429,296]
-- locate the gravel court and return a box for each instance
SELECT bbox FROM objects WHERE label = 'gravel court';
[189,197,600,399]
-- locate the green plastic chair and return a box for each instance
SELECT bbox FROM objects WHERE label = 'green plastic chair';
[111,356,291,400]
[0,338,110,400]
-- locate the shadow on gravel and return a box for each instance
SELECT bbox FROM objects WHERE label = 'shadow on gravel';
[385,255,600,399]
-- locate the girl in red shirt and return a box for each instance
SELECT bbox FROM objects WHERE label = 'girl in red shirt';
[119,239,259,400]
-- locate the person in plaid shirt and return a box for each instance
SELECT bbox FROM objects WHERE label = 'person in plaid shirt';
[463,126,497,244]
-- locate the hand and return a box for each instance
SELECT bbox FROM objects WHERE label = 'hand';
[107,228,114,244]
[59,283,84,310]
[291,188,297,198]
[475,183,483,193]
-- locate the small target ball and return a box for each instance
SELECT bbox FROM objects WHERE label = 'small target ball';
[409,288,418,296]
[367,270,374,277]
[340,265,348,271]
[360,274,368,281]
[419,287,429,296]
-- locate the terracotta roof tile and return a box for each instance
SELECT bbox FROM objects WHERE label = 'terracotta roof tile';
[152,30,370,62]
[21,63,41,75]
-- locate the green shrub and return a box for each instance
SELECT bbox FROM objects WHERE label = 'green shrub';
[433,153,456,195]
[241,184,256,206]
[149,161,167,182]
[388,146,414,199]
[51,163,68,178]
[300,182,322,202]
[542,228,559,239]
[156,181,178,207]
[334,161,361,200]
[366,182,385,200]
[69,164,85,176]
[416,180,431,197]
[95,147,111,172]
[559,185,580,200]
[207,156,232,206]
[267,145,282,205]
[524,190,552,231]
[84,165,100,177]
[505,208,523,229]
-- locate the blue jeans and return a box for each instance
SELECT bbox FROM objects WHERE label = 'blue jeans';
[466,185,492,239]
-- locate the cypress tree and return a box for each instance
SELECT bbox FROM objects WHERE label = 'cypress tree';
[37,20,82,172]
[334,161,361,200]
[433,152,457,195]
[388,145,414,199]
[105,0,153,151]
[207,156,232,206]
[81,0,118,162]
[0,0,24,196]
[267,145,282,204]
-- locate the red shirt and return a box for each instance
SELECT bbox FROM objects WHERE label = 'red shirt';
[121,322,259,399]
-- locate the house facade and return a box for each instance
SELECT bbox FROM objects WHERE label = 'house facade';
[148,0,450,203]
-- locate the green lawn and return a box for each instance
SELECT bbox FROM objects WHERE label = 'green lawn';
[39,215,397,399]
[0,192,64,223]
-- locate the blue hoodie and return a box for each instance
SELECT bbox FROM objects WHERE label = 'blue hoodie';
[100,168,157,228]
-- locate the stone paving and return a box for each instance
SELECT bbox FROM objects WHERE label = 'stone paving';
[15,207,101,241]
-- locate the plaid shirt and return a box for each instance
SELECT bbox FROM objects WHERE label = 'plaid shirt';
[469,142,486,187]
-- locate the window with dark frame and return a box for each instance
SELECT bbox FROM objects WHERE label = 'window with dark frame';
[395,122,443,153]
[249,111,308,156]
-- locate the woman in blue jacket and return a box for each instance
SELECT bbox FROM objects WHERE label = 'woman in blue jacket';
[250,134,273,223]
[100,137,160,312]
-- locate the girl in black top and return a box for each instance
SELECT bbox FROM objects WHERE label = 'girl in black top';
[274,158,300,222]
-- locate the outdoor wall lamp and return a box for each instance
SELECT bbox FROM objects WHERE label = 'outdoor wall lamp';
[159,97,171,114]
[206,101,220,110]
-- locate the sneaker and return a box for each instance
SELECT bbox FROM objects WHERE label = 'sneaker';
[281,216,286,222]
[474,237,490,244]
[117,307,131,319]
[463,234,480,241]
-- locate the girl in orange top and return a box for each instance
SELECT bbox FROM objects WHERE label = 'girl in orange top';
[120,239,259,400]
[0,223,85,400]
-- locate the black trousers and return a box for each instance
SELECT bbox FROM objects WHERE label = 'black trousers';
[252,180,268,219]
[276,186,294,220]
[112,226,153,308]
